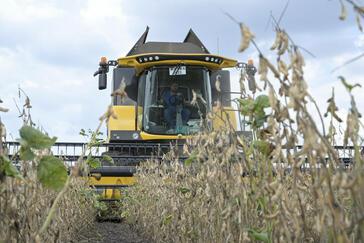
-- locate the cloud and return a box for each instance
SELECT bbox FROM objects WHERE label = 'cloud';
[0,0,134,141]
[0,0,64,22]
[0,45,111,141]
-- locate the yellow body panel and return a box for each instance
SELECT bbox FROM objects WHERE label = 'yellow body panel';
[117,53,237,75]
[103,189,120,199]
[140,131,191,140]
[108,106,136,137]
[89,176,136,200]
[212,107,237,130]
[108,106,237,140]
[89,176,136,186]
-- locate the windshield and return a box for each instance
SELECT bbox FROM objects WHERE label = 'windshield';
[143,66,211,135]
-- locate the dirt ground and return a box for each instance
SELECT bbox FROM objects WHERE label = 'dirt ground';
[74,221,150,243]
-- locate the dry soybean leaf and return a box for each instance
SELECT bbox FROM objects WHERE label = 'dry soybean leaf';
[258,56,269,82]
[339,1,347,21]
[356,14,363,32]
[265,58,280,78]
[239,70,246,95]
[356,6,364,14]
[100,105,117,121]
[278,59,289,78]
[238,23,255,52]
[111,78,127,102]
[0,106,9,112]
[24,96,32,108]
[268,85,278,110]
[0,123,6,138]
[325,93,343,123]
[191,89,197,106]
[215,74,221,92]
[277,31,289,56]
[264,210,280,219]
[333,111,343,123]
[271,31,283,50]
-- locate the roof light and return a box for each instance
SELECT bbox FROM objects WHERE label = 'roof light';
[139,58,143,63]
[149,56,153,61]
[100,56,107,64]
[144,57,148,62]
[205,57,210,61]
[210,57,214,62]
[155,56,159,60]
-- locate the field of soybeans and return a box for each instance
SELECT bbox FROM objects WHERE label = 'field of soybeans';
[1,1,364,242]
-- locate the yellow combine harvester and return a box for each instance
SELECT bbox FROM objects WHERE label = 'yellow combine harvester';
[90,27,255,200]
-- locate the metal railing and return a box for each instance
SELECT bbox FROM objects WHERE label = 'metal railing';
[2,141,187,167]
[3,141,362,165]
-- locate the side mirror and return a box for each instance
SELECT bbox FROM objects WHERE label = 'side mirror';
[93,57,117,91]
[98,73,107,90]
[93,63,108,90]
[246,63,257,93]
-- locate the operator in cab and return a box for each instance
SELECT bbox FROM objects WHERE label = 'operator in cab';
[162,83,191,129]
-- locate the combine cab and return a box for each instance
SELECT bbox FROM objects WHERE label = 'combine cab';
[91,27,254,200]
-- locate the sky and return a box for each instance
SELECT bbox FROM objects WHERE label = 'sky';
[0,0,363,142]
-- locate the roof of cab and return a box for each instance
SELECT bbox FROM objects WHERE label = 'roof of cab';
[126,27,210,56]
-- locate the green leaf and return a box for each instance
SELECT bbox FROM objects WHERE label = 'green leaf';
[184,152,197,166]
[79,128,86,136]
[19,146,35,161]
[102,154,114,165]
[89,141,104,147]
[37,156,67,191]
[248,229,269,242]
[19,126,57,149]
[87,157,101,169]
[162,214,173,225]
[338,76,362,93]
[239,98,254,115]
[254,112,268,128]
[253,140,271,156]
[254,95,270,111]
[177,187,190,194]
[0,155,21,179]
